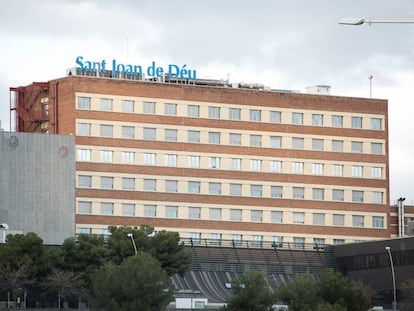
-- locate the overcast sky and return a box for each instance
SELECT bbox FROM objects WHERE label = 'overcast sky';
[1,0,413,204]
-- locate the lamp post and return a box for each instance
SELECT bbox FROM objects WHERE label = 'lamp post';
[339,16,414,25]
[385,246,397,311]
[127,233,137,254]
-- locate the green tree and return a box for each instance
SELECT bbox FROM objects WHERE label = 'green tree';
[223,271,274,311]
[90,251,173,311]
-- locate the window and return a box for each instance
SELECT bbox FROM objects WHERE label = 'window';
[188,105,200,117]
[352,190,364,203]
[371,143,382,155]
[164,154,177,166]
[189,232,201,244]
[122,203,135,216]
[293,187,304,199]
[143,127,156,140]
[143,153,155,165]
[312,188,324,200]
[208,132,220,144]
[251,235,262,247]
[230,209,242,221]
[333,214,344,226]
[122,177,135,190]
[351,116,362,129]
[312,138,323,151]
[144,204,156,217]
[143,101,155,114]
[270,160,282,173]
[271,186,282,198]
[122,99,134,112]
[332,140,343,152]
[314,238,325,248]
[78,149,91,161]
[250,185,262,197]
[231,234,242,246]
[188,130,200,143]
[272,236,283,247]
[371,118,382,130]
[312,114,323,126]
[293,237,305,249]
[78,201,92,214]
[122,151,134,164]
[77,123,91,136]
[100,125,113,137]
[332,115,343,127]
[292,137,304,149]
[250,135,261,147]
[312,163,323,175]
[122,126,135,139]
[352,215,364,227]
[230,183,242,196]
[332,189,344,201]
[77,227,91,235]
[78,175,92,188]
[209,208,221,220]
[371,167,382,179]
[332,164,343,176]
[270,136,282,148]
[208,182,221,195]
[100,150,113,163]
[250,159,261,171]
[164,129,177,141]
[100,176,113,189]
[100,202,113,215]
[188,155,200,168]
[293,212,305,224]
[249,109,261,121]
[77,96,91,109]
[100,98,112,111]
[164,103,177,115]
[209,157,220,169]
[333,239,345,245]
[229,133,241,145]
[313,213,325,225]
[188,181,200,193]
[372,216,384,228]
[351,141,363,153]
[270,111,281,123]
[208,106,220,118]
[251,210,263,222]
[229,108,241,120]
[292,112,303,124]
[188,207,201,219]
[230,158,241,170]
[209,233,221,246]
[165,206,178,218]
[143,179,156,191]
[271,211,283,223]
[352,165,363,177]
[371,191,383,204]
[292,162,304,174]
[165,180,178,192]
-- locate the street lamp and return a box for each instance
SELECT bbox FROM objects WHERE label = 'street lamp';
[127,233,137,254]
[339,16,414,25]
[385,246,397,311]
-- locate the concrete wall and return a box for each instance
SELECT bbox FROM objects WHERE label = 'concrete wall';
[0,131,75,245]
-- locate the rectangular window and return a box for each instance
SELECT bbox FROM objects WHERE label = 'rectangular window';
[189,232,201,245]
[208,182,221,195]
[271,211,283,223]
[122,126,135,139]
[270,160,282,173]
[143,127,156,140]
[371,191,383,204]
[229,108,241,120]
[122,177,135,190]
[100,98,112,111]
[188,105,200,117]
[250,185,262,197]
[292,112,303,125]
[351,141,363,153]
[312,188,324,200]
[122,99,134,112]
[313,213,325,225]
[143,153,155,165]
[78,149,91,161]
[164,103,177,115]
[333,239,345,245]
[332,115,343,127]
[188,130,200,143]
[249,109,261,121]
[230,183,242,196]
[251,210,263,222]
[122,151,134,164]
[77,123,91,136]
[250,159,262,171]
[208,132,220,144]
[100,124,113,137]
[293,212,304,224]
[292,137,304,149]
[352,215,364,227]
[165,205,178,218]
[188,155,200,168]
[250,135,261,147]
[144,204,156,217]
[78,201,92,214]
[332,189,344,201]
[77,96,91,109]
[251,235,262,247]
[333,214,344,226]
[230,158,241,170]
[371,167,382,179]
[122,203,135,216]
[352,165,363,177]
[271,186,282,198]
[78,175,92,188]
[352,190,364,203]
[100,150,113,163]
[188,207,201,219]
[371,118,382,130]
[270,111,281,123]
[312,114,323,126]
[332,140,343,152]
[351,116,362,128]
[143,101,155,114]
[231,234,243,246]
[100,176,113,189]
[209,233,222,246]
[77,227,91,235]
[143,179,156,191]
[229,133,241,145]
[293,187,304,199]
[165,180,178,192]
[312,163,323,175]
[293,237,305,249]
[272,236,283,248]
[314,238,325,248]
[292,162,304,174]
[230,209,242,221]
[270,136,282,148]
[100,202,113,215]
[208,106,220,118]
[209,208,221,220]
[164,154,177,166]
[208,157,220,169]
[332,164,343,176]
[372,216,384,228]
[188,181,200,193]
[312,138,323,151]
[371,143,382,154]
[164,129,177,141]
